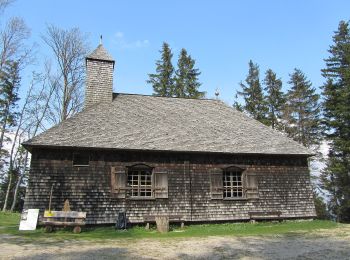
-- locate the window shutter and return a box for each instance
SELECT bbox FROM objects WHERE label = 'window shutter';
[154,170,168,199]
[245,173,259,199]
[111,166,127,198]
[209,168,223,199]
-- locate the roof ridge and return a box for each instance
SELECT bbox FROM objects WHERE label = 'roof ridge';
[114,92,220,102]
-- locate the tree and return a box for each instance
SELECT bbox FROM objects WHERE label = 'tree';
[233,93,244,112]
[0,4,31,152]
[42,25,89,124]
[0,0,14,14]
[0,0,32,211]
[263,69,285,129]
[174,48,187,98]
[0,60,20,211]
[0,60,20,154]
[174,48,205,98]
[283,69,321,148]
[147,42,175,97]
[236,60,268,123]
[320,20,350,222]
[0,17,31,71]
[1,67,57,212]
[313,192,330,220]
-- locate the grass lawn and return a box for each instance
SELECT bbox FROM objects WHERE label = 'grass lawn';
[0,211,341,242]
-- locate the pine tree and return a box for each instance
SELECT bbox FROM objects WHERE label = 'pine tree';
[147,42,175,97]
[174,48,205,98]
[320,20,350,222]
[0,60,20,152]
[283,69,320,148]
[233,93,244,112]
[313,191,330,220]
[174,49,187,98]
[237,60,268,123]
[263,69,285,129]
[0,60,20,211]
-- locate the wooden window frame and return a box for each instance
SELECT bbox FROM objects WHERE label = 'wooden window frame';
[127,164,154,199]
[223,167,244,199]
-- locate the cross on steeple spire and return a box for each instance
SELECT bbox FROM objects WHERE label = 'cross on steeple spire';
[100,35,103,45]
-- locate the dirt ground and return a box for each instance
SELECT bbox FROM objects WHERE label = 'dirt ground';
[0,226,349,260]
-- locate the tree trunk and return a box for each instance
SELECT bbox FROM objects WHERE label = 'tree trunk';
[10,151,28,212]
[61,75,69,122]
[2,171,12,211]
[10,174,22,212]
[0,103,10,151]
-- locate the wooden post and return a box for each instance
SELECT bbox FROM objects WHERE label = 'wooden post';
[48,184,54,212]
[155,216,169,233]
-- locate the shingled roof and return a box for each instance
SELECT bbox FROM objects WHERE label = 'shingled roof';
[86,44,114,62]
[23,94,312,155]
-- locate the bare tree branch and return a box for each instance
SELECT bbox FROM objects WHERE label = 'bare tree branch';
[42,25,89,123]
[0,0,14,15]
[0,17,31,70]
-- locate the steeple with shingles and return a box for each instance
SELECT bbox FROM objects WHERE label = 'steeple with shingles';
[85,41,115,108]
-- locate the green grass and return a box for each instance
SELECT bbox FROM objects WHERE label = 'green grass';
[0,211,341,242]
[0,211,21,226]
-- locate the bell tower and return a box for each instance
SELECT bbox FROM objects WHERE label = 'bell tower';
[85,37,115,108]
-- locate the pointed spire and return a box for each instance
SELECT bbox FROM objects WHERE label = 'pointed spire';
[86,40,114,62]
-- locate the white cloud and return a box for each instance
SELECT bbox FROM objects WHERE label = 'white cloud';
[113,32,149,49]
[115,31,124,38]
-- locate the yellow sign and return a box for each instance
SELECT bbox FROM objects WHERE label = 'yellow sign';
[44,210,54,217]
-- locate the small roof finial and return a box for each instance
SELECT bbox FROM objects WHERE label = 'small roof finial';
[215,88,219,99]
[100,35,103,45]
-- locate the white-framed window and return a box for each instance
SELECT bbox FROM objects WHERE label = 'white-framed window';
[127,166,153,198]
[223,168,243,198]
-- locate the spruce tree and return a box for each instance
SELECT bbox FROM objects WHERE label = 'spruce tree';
[263,69,285,129]
[0,60,20,152]
[174,48,187,98]
[237,60,268,123]
[147,42,174,97]
[0,60,20,212]
[283,69,320,148]
[320,20,350,222]
[233,93,244,112]
[174,48,205,98]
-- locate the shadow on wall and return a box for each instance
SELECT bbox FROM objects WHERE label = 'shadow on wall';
[11,235,350,260]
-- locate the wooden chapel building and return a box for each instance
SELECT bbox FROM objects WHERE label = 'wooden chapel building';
[22,43,316,224]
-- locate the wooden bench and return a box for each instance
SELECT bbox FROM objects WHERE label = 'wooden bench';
[143,215,184,230]
[41,210,87,233]
[248,211,282,222]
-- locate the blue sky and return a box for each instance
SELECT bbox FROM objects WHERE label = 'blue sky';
[3,0,350,105]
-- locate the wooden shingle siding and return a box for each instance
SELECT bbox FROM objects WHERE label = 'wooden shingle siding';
[24,148,316,224]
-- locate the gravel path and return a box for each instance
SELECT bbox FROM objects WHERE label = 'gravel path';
[0,227,349,259]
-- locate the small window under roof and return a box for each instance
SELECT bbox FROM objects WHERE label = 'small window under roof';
[73,153,89,167]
